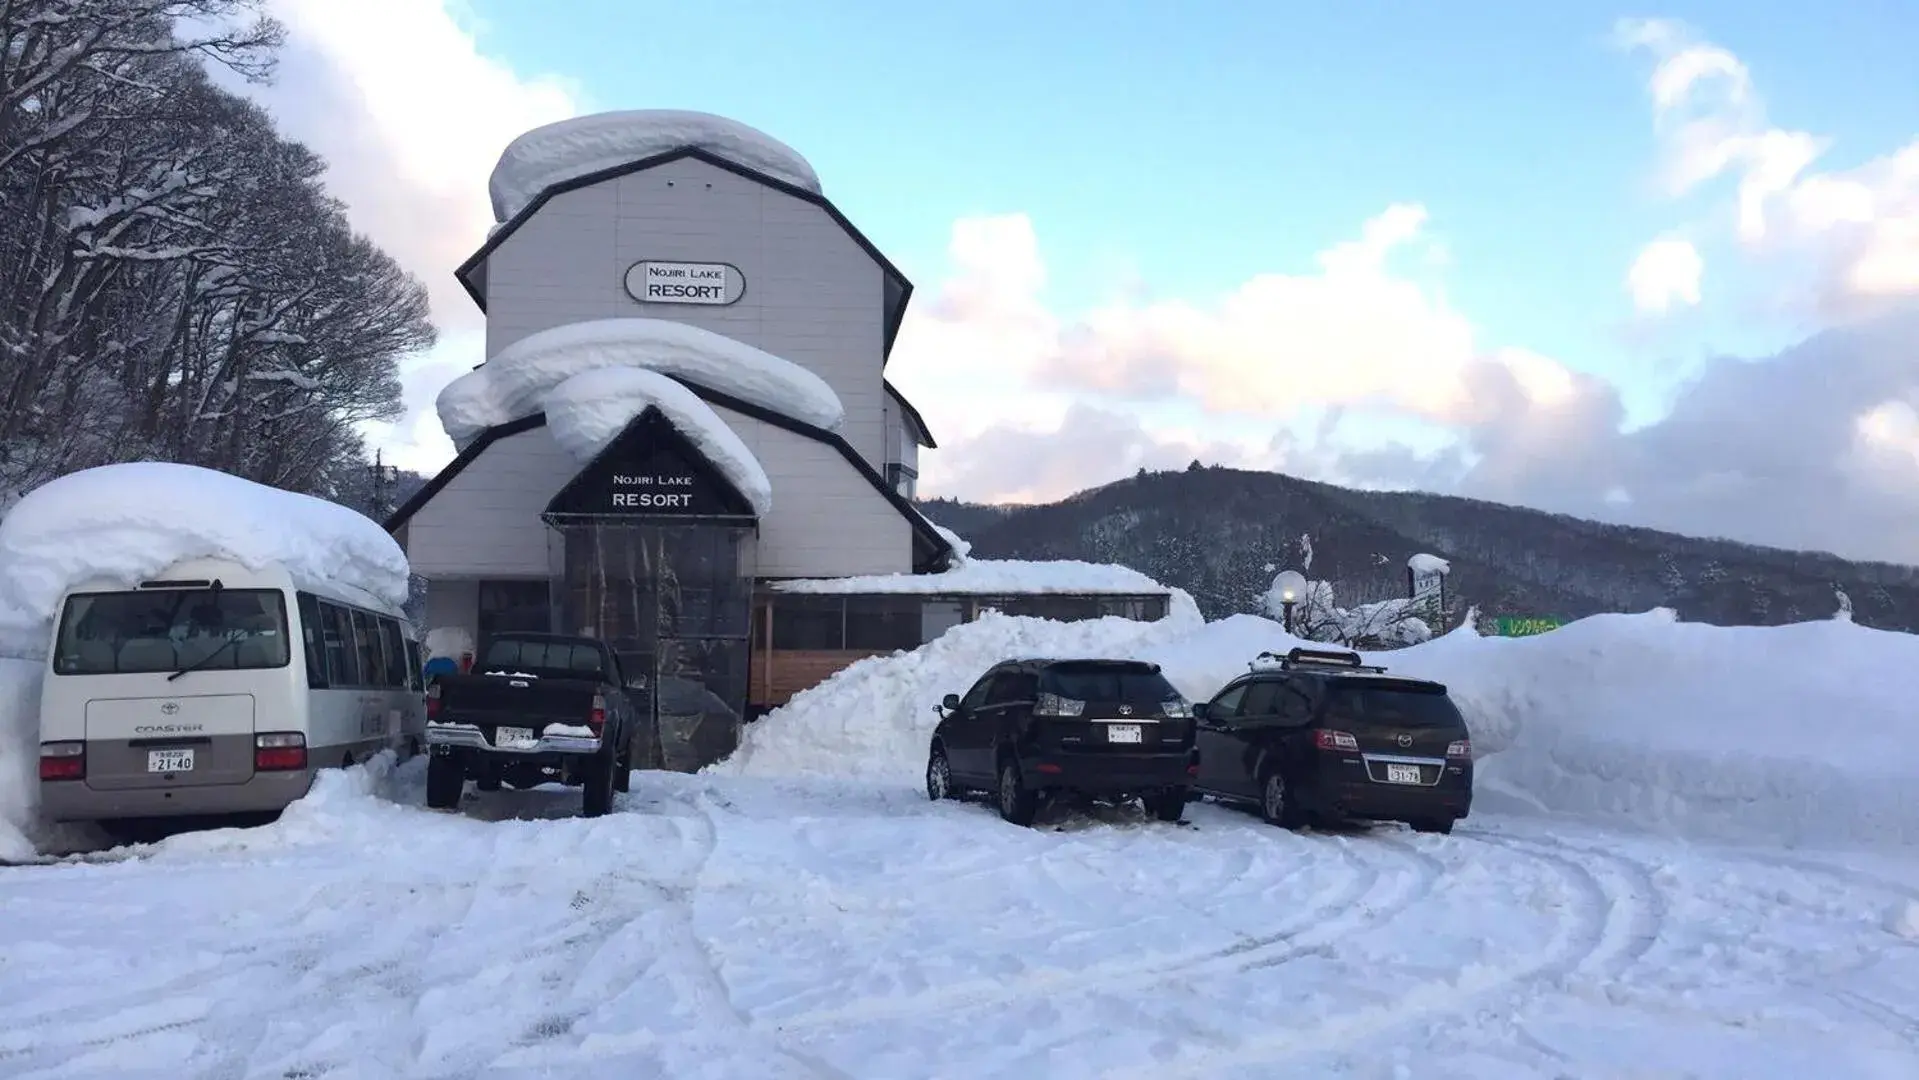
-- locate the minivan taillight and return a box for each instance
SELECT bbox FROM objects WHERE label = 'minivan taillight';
[588,694,606,731]
[255,732,307,771]
[39,741,84,781]
[1314,729,1359,752]
[1447,739,1472,759]
[425,681,442,719]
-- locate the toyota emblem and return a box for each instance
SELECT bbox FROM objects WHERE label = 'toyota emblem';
[1396,733,1412,748]
[161,702,180,716]
[1117,704,1133,716]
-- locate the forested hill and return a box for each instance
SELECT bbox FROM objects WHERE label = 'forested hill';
[915,464,1919,631]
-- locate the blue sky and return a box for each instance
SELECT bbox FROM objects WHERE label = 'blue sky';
[452,0,1909,421]
[258,0,1919,558]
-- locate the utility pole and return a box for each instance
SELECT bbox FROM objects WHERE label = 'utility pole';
[367,448,399,518]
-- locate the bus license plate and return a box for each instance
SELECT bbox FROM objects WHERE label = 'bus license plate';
[1106,724,1142,744]
[148,749,194,773]
[1385,763,1422,784]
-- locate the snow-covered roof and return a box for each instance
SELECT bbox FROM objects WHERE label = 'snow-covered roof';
[489,110,822,224]
[0,463,409,656]
[772,558,1169,596]
[436,318,843,449]
[545,367,772,516]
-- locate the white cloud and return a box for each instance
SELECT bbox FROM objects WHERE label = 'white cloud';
[1627,237,1704,312]
[1617,17,1919,311]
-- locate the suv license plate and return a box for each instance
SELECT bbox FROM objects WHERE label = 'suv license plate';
[494,726,535,748]
[1385,763,1422,784]
[1106,723,1142,744]
[147,749,194,773]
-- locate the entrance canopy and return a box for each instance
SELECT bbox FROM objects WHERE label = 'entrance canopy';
[543,406,758,525]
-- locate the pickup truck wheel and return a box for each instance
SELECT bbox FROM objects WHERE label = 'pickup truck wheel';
[425,752,464,810]
[581,752,617,818]
[612,736,633,793]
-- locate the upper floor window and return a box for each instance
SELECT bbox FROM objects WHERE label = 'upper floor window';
[886,462,917,500]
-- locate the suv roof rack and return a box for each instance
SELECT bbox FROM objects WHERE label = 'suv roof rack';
[1251,646,1388,674]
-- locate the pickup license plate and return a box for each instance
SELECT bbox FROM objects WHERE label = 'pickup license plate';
[1106,723,1142,744]
[1384,763,1422,785]
[493,726,535,748]
[148,749,194,773]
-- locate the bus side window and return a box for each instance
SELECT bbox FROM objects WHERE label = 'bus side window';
[297,592,328,689]
[321,602,360,687]
[378,617,408,689]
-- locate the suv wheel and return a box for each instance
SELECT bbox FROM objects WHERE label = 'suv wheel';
[1260,769,1300,829]
[1411,817,1454,835]
[926,745,953,801]
[1146,787,1187,823]
[425,751,464,810]
[996,757,1038,827]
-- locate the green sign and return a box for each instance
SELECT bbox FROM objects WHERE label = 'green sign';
[1491,616,1565,638]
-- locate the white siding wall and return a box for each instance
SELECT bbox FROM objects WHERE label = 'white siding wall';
[481,157,889,468]
[403,416,910,581]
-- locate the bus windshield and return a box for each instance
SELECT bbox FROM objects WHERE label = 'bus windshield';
[52,588,290,676]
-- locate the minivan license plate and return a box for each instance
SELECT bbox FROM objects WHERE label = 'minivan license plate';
[1385,763,1422,784]
[148,749,194,773]
[1106,723,1142,744]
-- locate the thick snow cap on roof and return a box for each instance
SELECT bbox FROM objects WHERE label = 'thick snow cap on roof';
[772,558,1170,596]
[1408,553,1451,575]
[545,367,772,515]
[0,463,409,657]
[489,109,822,223]
[437,318,844,448]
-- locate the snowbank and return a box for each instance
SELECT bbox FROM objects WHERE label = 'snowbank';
[544,366,772,514]
[719,602,1919,850]
[437,319,843,448]
[489,109,822,223]
[773,558,1173,596]
[0,462,409,656]
[0,658,41,860]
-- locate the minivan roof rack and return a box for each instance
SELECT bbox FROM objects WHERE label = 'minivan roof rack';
[1251,646,1388,674]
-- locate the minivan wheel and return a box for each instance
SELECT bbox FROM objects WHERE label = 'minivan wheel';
[1260,770,1299,829]
[997,758,1038,827]
[424,751,464,810]
[926,745,953,801]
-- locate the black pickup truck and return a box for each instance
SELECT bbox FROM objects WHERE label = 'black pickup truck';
[421,632,640,818]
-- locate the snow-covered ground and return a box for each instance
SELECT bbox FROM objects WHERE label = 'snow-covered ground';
[4,758,1917,1079]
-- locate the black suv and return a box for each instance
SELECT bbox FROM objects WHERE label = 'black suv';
[1190,647,1473,834]
[925,657,1197,826]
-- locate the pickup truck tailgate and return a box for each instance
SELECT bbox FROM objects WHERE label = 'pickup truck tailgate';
[438,674,601,731]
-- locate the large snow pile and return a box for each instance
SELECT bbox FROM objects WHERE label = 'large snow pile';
[437,319,843,448]
[718,604,1919,849]
[489,109,823,223]
[0,462,409,656]
[0,658,41,860]
[544,366,772,514]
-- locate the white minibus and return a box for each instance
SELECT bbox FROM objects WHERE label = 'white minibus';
[37,557,426,824]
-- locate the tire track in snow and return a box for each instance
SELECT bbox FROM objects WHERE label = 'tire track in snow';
[1103,823,1642,1080]
[754,828,1440,1034]
[1466,830,1668,986]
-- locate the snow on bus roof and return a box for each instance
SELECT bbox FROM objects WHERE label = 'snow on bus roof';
[545,367,772,515]
[771,558,1171,596]
[0,463,408,657]
[489,109,822,224]
[437,318,844,448]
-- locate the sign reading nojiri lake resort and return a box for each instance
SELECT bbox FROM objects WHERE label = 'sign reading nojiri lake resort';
[624,260,745,306]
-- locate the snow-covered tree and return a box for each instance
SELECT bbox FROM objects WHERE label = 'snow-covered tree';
[1258,573,1432,648]
[0,0,431,503]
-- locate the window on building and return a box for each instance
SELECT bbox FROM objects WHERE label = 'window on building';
[885,462,917,500]
[844,595,923,651]
[769,595,845,650]
[478,579,550,645]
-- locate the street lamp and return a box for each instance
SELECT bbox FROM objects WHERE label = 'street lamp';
[1271,569,1308,635]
